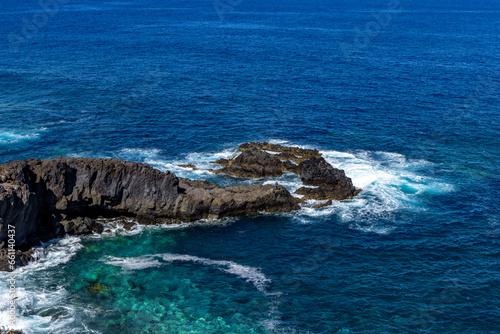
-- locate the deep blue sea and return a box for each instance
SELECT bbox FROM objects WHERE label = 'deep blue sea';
[0,0,499,333]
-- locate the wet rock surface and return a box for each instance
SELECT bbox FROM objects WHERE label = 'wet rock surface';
[178,164,197,170]
[295,185,360,201]
[213,148,285,178]
[313,200,333,209]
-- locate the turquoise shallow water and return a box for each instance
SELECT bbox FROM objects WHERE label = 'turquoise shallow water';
[0,0,499,332]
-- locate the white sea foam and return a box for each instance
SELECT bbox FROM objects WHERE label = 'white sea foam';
[245,142,454,232]
[118,147,163,160]
[104,255,163,271]
[268,139,291,145]
[114,147,236,180]
[20,236,84,273]
[91,217,237,239]
[0,129,43,144]
[292,148,455,227]
[3,289,86,334]
[104,253,271,292]
[0,236,101,334]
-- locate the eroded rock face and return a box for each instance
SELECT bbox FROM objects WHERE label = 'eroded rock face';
[296,157,360,200]
[313,200,333,209]
[237,142,321,162]
[61,217,104,236]
[213,148,284,178]
[212,144,320,178]
[0,157,299,256]
[0,158,179,250]
[295,185,360,201]
[212,142,361,201]
[175,177,299,220]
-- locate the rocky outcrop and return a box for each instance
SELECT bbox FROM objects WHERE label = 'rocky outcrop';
[212,143,325,178]
[0,158,179,252]
[176,176,297,220]
[178,164,197,170]
[0,143,360,271]
[0,157,299,263]
[61,217,104,236]
[295,185,359,201]
[212,142,361,201]
[213,148,287,178]
[313,200,333,209]
[237,142,321,163]
[295,156,361,200]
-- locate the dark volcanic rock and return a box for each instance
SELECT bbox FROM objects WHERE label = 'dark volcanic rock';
[298,157,333,173]
[0,157,179,250]
[211,142,323,178]
[61,217,104,235]
[0,157,299,259]
[178,178,219,190]
[213,158,231,167]
[0,142,360,271]
[178,164,197,170]
[295,156,360,200]
[177,175,299,219]
[313,200,333,209]
[213,148,284,178]
[295,185,360,201]
[213,143,361,201]
[174,184,298,220]
[299,160,349,186]
[237,142,321,162]
[122,222,137,230]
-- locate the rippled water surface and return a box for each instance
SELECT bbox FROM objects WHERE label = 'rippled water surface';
[0,0,499,332]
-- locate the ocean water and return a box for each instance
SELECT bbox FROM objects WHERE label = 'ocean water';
[0,0,499,333]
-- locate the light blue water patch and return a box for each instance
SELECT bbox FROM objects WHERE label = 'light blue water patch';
[0,129,43,145]
[1,231,285,334]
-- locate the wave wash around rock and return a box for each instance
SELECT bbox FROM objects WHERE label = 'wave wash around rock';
[212,142,361,201]
[0,143,360,271]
